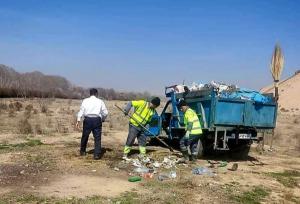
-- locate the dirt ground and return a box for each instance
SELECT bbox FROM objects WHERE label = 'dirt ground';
[0,98,299,204]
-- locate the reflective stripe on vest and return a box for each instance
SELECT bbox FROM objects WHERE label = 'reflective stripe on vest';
[130,101,154,127]
[184,108,202,134]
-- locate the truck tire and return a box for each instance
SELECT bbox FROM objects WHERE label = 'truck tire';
[228,140,251,160]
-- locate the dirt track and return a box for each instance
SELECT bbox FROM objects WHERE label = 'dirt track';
[0,98,299,203]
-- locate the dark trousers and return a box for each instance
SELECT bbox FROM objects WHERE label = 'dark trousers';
[80,117,102,157]
[179,134,201,155]
[125,124,147,147]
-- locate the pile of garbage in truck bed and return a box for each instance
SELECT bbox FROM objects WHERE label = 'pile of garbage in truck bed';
[173,81,274,104]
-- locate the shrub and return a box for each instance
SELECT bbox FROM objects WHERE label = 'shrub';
[25,104,33,112]
[24,104,34,118]
[19,118,33,134]
[35,124,43,134]
[8,101,23,111]
[14,101,23,111]
[280,107,289,112]
[41,105,48,113]
[0,102,8,110]
[8,102,14,109]
[24,110,31,119]
[8,109,16,117]
[37,99,50,114]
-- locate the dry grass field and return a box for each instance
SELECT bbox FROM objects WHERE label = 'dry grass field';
[0,98,299,204]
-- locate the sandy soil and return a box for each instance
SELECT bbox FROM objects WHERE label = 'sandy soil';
[37,174,138,198]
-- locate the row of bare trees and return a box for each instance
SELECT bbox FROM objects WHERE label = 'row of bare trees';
[0,64,152,100]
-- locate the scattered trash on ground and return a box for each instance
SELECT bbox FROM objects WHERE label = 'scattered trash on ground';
[128,176,142,182]
[169,171,177,178]
[118,155,241,181]
[118,154,181,182]
[132,159,142,167]
[158,174,169,181]
[158,171,177,181]
[152,161,161,168]
[228,163,238,171]
[248,159,265,166]
[192,167,214,176]
[134,166,150,173]
[218,161,228,167]
[142,172,154,179]
[207,160,228,168]
[161,157,177,169]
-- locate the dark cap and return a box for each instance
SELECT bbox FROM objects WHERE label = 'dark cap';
[151,97,160,107]
[177,100,187,108]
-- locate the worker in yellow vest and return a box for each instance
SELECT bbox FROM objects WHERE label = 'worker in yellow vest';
[177,99,202,163]
[122,97,160,159]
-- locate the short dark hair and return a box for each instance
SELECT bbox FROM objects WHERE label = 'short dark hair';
[151,97,160,107]
[177,100,187,108]
[90,88,98,96]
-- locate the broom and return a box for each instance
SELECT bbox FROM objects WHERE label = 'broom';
[270,44,284,149]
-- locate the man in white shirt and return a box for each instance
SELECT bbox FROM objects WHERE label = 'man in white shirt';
[76,88,108,160]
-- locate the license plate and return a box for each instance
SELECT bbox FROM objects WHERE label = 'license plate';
[239,133,251,139]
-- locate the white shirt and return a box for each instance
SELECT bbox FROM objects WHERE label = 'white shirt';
[77,96,108,122]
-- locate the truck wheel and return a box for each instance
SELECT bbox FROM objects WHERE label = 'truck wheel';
[228,141,251,160]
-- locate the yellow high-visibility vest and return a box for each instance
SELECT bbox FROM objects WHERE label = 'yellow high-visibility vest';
[184,108,202,135]
[130,100,155,127]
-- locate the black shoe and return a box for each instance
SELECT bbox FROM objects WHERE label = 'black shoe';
[80,151,86,156]
[94,155,101,160]
[190,155,197,163]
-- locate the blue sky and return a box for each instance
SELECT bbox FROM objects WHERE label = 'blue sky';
[0,0,299,94]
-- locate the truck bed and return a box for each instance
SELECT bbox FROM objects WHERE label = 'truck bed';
[175,88,277,130]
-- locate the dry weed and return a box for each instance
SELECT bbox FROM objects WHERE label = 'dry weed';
[41,105,48,113]
[25,104,33,112]
[33,109,38,114]
[0,101,8,110]
[8,109,16,117]
[35,124,43,135]
[280,107,289,112]
[37,99,51,114]
[18,118,33,134]
[15,101,23,111]
[46,118,53,128]
[55,118,69,133]
[23,108,32,119]
[9,101,23,111]
[0,101,8,115]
